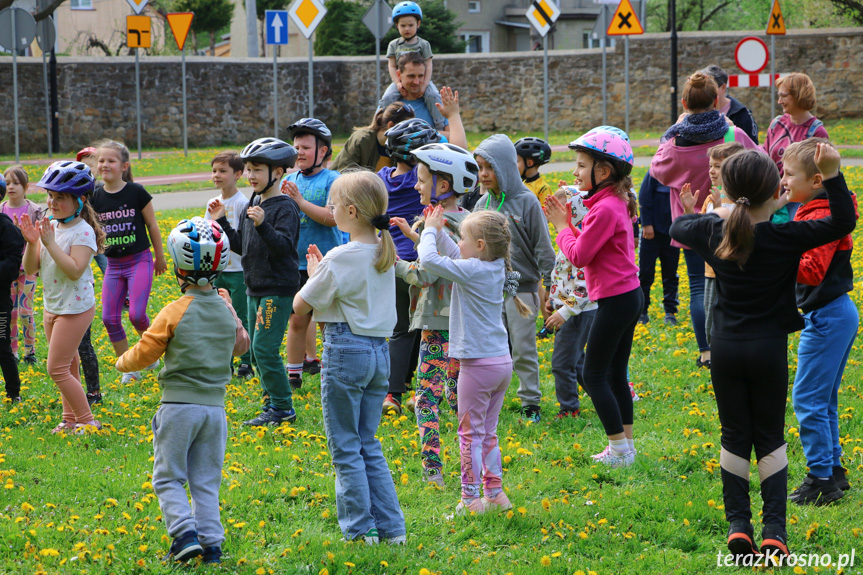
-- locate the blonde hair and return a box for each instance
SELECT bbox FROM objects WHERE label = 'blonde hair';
[95,140,134,182]
[460,211,531,317]
[682,72,718,112]
[707,141,745,162]
[783,137,834,179]
[3,165,29,195]
[330,171,396,273]
[776,73,816,111]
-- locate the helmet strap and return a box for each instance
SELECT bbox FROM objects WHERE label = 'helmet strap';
[50,197,84,224]
[430,173,455,204]
[261,165,280,196]
[301,139,324,176]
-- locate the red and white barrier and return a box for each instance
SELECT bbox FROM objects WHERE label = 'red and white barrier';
[728,73,786,88]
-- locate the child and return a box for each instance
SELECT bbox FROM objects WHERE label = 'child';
[117,217,250,564]
[545,128,641,466]
[204,151,253,380]
[783,138,859,506]
[76,147,106,273]
[209,138,301,427]
[417,207,526,513]
[1,166,42,365]
[91,141,167,383]
[514,137,553,206]
[18,161,104,433]
[0,173,25,402]
[382,3,439,121]
[669,145,855,563]
[293,171,406,544]
[544,187,597,419]
[390,142,478,487]
[280,118,341,387]
[473,134,556,422]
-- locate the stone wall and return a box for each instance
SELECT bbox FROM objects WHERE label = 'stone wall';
[0,27,860,154]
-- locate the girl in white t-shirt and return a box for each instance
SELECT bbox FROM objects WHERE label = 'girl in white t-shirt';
[293,171,406,545]
[18,161,106,434]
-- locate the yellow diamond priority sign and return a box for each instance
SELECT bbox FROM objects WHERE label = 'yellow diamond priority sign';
[524,0,560,39]
[289,0,326,39]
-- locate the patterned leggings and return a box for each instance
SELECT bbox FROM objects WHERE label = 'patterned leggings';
[414,330,459,475]
[10,273,36,356]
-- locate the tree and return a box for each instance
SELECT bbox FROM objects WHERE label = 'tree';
[172,0,234,55]
[644,0,858,32]
[0,0,66,21]
[830,0,863,23]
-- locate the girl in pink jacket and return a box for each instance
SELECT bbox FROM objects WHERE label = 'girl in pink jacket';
[546,128,642,468]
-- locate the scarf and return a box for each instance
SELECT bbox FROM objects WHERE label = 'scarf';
[661,110,729,144]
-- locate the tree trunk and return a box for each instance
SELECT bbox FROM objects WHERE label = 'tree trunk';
[260,19,266,57]
[210,31,216,56]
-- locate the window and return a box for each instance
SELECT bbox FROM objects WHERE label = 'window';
[460,32,489,53]
[70,0,93,9]
[468,0,480,13]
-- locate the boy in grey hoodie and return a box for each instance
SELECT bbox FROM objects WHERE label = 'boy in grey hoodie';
[473,134,556,421]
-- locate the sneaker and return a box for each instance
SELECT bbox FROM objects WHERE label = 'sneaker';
[303,358,321,375]
[760,523,789,566]
[788,473,844,506]
[242,407,297,427]
[363,528,380,545]
[555,409,580,419]
[834,466,850,491]
[144,359,160,371]
[629,382,640,402]
[404,394,416,414]
[386,534,407,545]
[637,313,649,325]
[51,421,75,434]
[75,420,103,434]
[22,353,37,365]
[594,447,635,468]
[422,470,445,488]
[591,445,612,460]
[6,396,21,404]
[696,357,711,369]
[121,372,140,383]
[454,497,487,515]
[383,394,402,416]
[163,530,203,562]
[664,313,678,326]
[536,327,553,339]
[87,392,102,406]
[482,491,513,511]
[236,363,255,379]
[288,373,303,390]
[726,520,760,559]
[521,405,541,423]
[201,546,222,564]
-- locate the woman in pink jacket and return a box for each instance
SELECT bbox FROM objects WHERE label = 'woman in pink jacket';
[650,72,760,369]
[546,128,641,468]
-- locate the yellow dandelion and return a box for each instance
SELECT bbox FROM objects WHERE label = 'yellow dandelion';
[540,555,551,566]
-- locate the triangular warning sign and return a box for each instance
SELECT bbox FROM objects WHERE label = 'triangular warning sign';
[766,0,786,35]
[167,12,194,51]
[607,0,643,36]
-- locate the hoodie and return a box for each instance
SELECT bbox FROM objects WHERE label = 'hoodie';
[473,135,555,292]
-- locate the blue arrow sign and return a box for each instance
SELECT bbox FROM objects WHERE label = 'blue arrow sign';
[265,10,289,45]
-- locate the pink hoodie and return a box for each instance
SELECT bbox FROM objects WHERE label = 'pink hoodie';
[650,126,760,248]
[556,186,639,301]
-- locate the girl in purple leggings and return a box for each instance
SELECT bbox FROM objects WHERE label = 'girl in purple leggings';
[91,141,167,383]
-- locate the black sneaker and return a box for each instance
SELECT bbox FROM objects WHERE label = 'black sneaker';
[163,530,202,562]
[760,523,789,567]
[833,466,850,491]
[22,353,37,365]
[243,407,297,427]
[202,546,222,564]
[236,363,254,379]
[726,520,759,560]
[521,405,541,423]
[696,357,711,369]
[86,392,102,406]
[303,358,321,375]
[288,373,303,390]
[637,313,649,325]
[789,473,844,506]
[6,396,21,404]
[664,313,678,326]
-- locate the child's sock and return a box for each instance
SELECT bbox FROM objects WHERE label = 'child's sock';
[485,487,503,498]
[609,438,629,455]
[287,363,303,377]
[462,484,481,499]
[627,438,635,451]
[304,355,318,363]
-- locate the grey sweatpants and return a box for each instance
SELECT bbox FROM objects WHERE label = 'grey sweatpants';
[551,310,596,412]
[503,292,541,408]
[152,404,227,547]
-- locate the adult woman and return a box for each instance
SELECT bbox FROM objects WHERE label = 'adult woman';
[650,72,759,368]
[330,103,415,173]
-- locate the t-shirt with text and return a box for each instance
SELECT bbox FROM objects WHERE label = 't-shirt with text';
[281,169,342,269]
[92,182,152,258]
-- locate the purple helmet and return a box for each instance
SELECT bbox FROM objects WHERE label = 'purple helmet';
[569,129,635,177]
[37,161,95,197]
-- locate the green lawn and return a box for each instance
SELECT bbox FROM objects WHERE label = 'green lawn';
[2,205,863,574]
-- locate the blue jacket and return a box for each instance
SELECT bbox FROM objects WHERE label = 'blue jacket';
[638,171,673,236]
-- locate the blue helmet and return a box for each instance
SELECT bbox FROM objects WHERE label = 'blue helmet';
[0,173,6,201]
[392,1,422,22]
[37,161,95,197]
[591,125,630,143]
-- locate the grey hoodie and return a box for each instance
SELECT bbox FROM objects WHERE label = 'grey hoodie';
[473,134,555,292]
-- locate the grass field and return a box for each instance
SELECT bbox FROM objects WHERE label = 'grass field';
[3,191,863,574]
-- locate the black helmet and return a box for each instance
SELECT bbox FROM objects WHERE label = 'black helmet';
[514,137,552,166]
[385,118,440,163]
[240,138,298,168]
[287,118,333,174]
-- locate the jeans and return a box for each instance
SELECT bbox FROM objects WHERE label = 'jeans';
[638,232,679,316]
[792,294,859,478]
[321,322,405,540]
[551,309,596,412]
[683,249,709,352]
[248,294,293,411]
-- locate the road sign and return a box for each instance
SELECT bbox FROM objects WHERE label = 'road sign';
[35,14,54,52]
[289,0,326,40]
[0,7,36,52]
[127,15,151,48]
[166,12,194,51]
[766,0,786,35]
[126,0,149,15]
[607,0,643,35]
[735,36,768,74]
[525,0,560,38]
[728,73,782,88]
[362,0,391,40]
[266,10,289,45]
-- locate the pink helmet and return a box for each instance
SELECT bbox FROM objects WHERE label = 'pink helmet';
[569,128,634,177]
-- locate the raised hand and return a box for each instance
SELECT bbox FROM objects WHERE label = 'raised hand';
[247,206,265,226]
[390,216,419,242]
[16,213,40,244]
[425,205,446,231]
[679,183,698,215]
[814,142,840,180]
[208,198,225,220]
[38,217,55,246]
[435,86,460,119]
[544,195,570,231]
[306,244,323,277]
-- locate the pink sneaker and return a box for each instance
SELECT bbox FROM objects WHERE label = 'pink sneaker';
[455,497,487,515]
[75,420,103,434]
[482,491,513,511]
[594,448,635,468]
[629,382,640,402]
[592,445,612,460]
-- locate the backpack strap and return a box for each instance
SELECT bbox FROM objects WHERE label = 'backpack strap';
[806,119,824,139]
[768,115,783,133]
[723,126,735,143]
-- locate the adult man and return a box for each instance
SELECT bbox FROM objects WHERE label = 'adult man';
[378,52,450,138]
[701,64,759,144]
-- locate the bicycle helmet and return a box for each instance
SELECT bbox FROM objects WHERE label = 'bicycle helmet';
[167,217,230,292]
[590,125,630,142]
[392,1,422,23]
[287,118,333,175]
[37,161,96,224]
[76,147,98,162]
[514,137,552,171]
[0,173,5,201]
[385,118,439,163]
[568,129,634,190]
[240,137,298,195]
[411,143,479,203]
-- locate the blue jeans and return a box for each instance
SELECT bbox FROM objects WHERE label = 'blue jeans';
[321,323,406,540]
[792,294,859,478]
[683,249,708,352]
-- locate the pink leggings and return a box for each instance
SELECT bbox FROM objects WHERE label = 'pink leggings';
[10,273,36,355]
[102,250,153,342]
[44,307,96,424]
[457,354,512,499]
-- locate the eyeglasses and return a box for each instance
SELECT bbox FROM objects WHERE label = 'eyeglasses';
[395,103,415,115]
[777,92,792,99]
[326,204,336,213]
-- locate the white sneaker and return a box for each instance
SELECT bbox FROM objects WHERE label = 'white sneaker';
[591,445,612,460]
[145,360,160,371]
[594,448,635,468]
[121,372,140,383]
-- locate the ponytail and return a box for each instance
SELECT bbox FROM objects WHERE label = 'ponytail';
[715,201,755,268]
[330,171,396,273]
[80,197,106,253]
[375,229,397,273]
[504,257,532,318]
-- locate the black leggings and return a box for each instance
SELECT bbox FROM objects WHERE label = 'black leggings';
[582,287,643,436]
[77,325,101,396]
[388,276,421,395]
[712,335,788,527]
[0,293,21,398]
